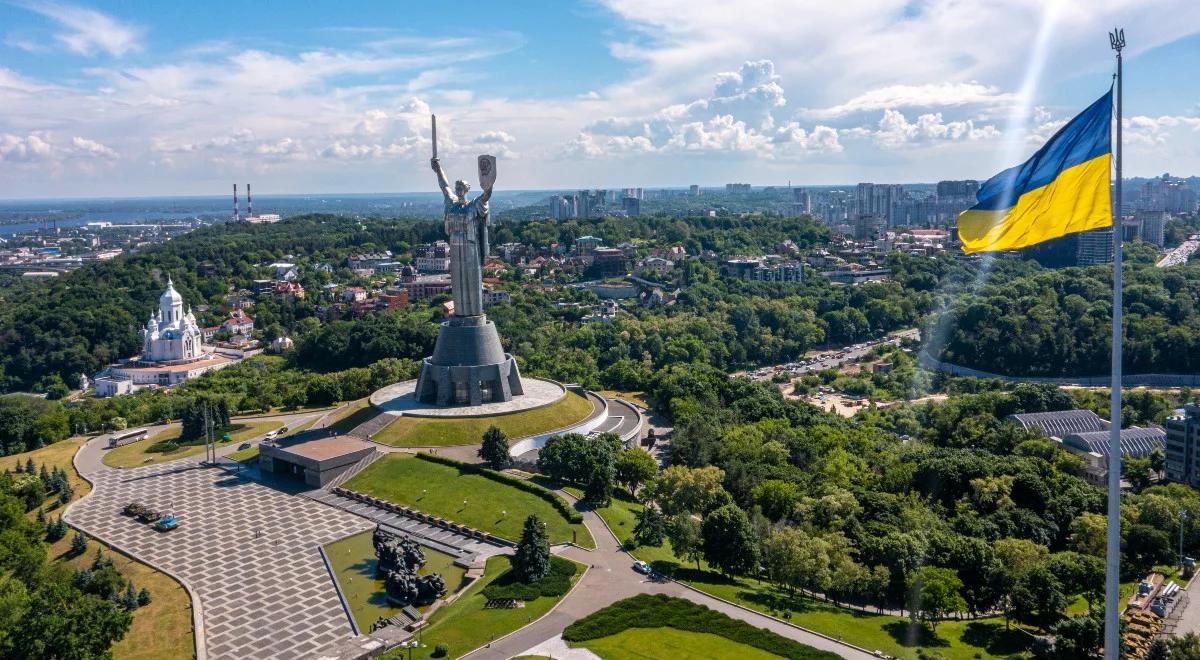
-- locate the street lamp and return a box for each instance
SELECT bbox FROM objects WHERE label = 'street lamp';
[1180,509,1189,573]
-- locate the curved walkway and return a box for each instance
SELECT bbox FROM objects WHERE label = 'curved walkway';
[66,410,373,660]
[461,492,875,660]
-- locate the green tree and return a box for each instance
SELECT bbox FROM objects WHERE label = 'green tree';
[512,515,550,583]
[753,479,801,522]
[477,426,510,470]
[1011,565,1067,631]
[701,504,760,576]
[666,514,704,571]
[910,566,966,632]
[614,449,658,496]
[647,465,732,516]
[1051,613,1103,659]
[632,506,665,547]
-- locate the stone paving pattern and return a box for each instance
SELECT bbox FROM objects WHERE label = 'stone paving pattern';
[66,461,372,659]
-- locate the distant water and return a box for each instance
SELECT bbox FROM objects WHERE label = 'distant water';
[0,211,212,237]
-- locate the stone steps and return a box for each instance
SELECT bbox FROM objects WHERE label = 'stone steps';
[346,411,395,440]
[304,489,505,558]
[324,450,383,491]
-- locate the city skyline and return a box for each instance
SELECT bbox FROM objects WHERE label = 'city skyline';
[2,0,1200,198]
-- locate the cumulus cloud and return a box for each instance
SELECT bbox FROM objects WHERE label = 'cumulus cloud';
[0,133,53,162]
[1,132,117,163]
[1124,115,1200,146]
[869,110,1000,148]
[570,59,839,158]
[14,1,143,57]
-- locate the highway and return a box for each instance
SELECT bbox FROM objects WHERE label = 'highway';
[741,328,921,382]
[1157,234,1200,268]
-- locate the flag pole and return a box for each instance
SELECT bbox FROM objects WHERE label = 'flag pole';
[1104,26,1125,660]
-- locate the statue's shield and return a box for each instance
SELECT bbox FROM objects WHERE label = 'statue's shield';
[477,154,497,190]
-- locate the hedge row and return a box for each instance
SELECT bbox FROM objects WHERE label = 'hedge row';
[562,594,841,660]
[482,556,577,601]
[414,452,584,525]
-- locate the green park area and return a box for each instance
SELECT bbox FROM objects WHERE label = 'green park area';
[580,492,1031,660]
[102,420,282,468]
[578,627,782,660]
[563,594,839,660]
[343,454,593,547]
[324,530,467,632]
[370,391,594,447]
[380,555,583,660]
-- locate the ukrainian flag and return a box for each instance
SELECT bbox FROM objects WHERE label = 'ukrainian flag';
[958,90,1113,253]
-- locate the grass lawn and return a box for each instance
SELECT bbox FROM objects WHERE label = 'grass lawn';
[344,455,592,546]
[103,420,282,468]
[328,398,375,434]
[380,555,582,660]
[597,390,651,410]
[576,491,1030,660]
[371,391,594,447]
[324,530,467,632]
[0,439,195,659]
[576,626,779,660]
[673,568,1030,660]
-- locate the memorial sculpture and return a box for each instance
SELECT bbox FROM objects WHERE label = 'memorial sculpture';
[372,526,446,607]
[415,114,524,406]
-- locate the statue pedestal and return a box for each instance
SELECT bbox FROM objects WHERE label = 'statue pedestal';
[414,315,523,406]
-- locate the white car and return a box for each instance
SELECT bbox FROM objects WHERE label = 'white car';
[632,560,652,575]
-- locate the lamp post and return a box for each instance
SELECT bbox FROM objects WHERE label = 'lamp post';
[1180,509,1189,573]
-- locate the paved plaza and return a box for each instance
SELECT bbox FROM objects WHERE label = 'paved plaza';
[66,459,372,659]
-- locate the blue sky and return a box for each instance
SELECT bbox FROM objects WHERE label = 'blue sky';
[1,0,1199,198]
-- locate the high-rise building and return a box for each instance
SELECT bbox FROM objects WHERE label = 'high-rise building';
[577,190,608,219]
[855,183,904,225]
[689,184,701,196]
[1139,174,1198,213]
[549,194,577,220]
[791,188,812,216]
[621,195,641,216]
[1166,405,1200,488]
[1136,209,1168,247]
[725,183,752,193]
[853,214,887,241]
[935,180,980,201]
[1075,228,1114,265]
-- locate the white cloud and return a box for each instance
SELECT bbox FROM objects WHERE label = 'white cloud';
[0,133,53,162]
[1124,115,1200,146]
[70,136,117,158]
[802,82,1015,119]
[870,110,1000,148]
[15,1,143,57]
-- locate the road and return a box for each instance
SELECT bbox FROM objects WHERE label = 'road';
[1158,234,1200,268]
[462,492,875,660]
[742,328,921,383]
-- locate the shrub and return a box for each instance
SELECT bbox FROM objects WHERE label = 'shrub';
[432,643,449,657]
[414,453,583,524]
[563,594,840,660]
[482,556,577,601]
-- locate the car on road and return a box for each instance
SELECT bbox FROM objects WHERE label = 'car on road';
[632,560,652,575]
[238,442,252,450]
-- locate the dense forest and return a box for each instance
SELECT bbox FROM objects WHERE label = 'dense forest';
[936,241,1200,376]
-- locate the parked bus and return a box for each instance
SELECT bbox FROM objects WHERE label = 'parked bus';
[108,428,148,448]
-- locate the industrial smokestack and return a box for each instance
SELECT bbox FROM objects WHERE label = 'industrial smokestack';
[232,184,239,221]
[247,183,252,218]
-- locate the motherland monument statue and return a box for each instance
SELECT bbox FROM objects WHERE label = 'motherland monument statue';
[414,114,524,406]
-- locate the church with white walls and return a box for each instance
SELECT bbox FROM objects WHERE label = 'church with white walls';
[142,277,204,363]
[94,276,240,397]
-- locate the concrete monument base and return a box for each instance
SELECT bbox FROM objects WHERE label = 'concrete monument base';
[414,314,523,406]
[369,377,565,417]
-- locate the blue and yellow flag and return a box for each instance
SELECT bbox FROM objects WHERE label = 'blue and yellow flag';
[958,90,1113,253]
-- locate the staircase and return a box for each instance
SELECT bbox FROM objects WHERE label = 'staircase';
[324,449,383,491]
[347,410,396,441]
